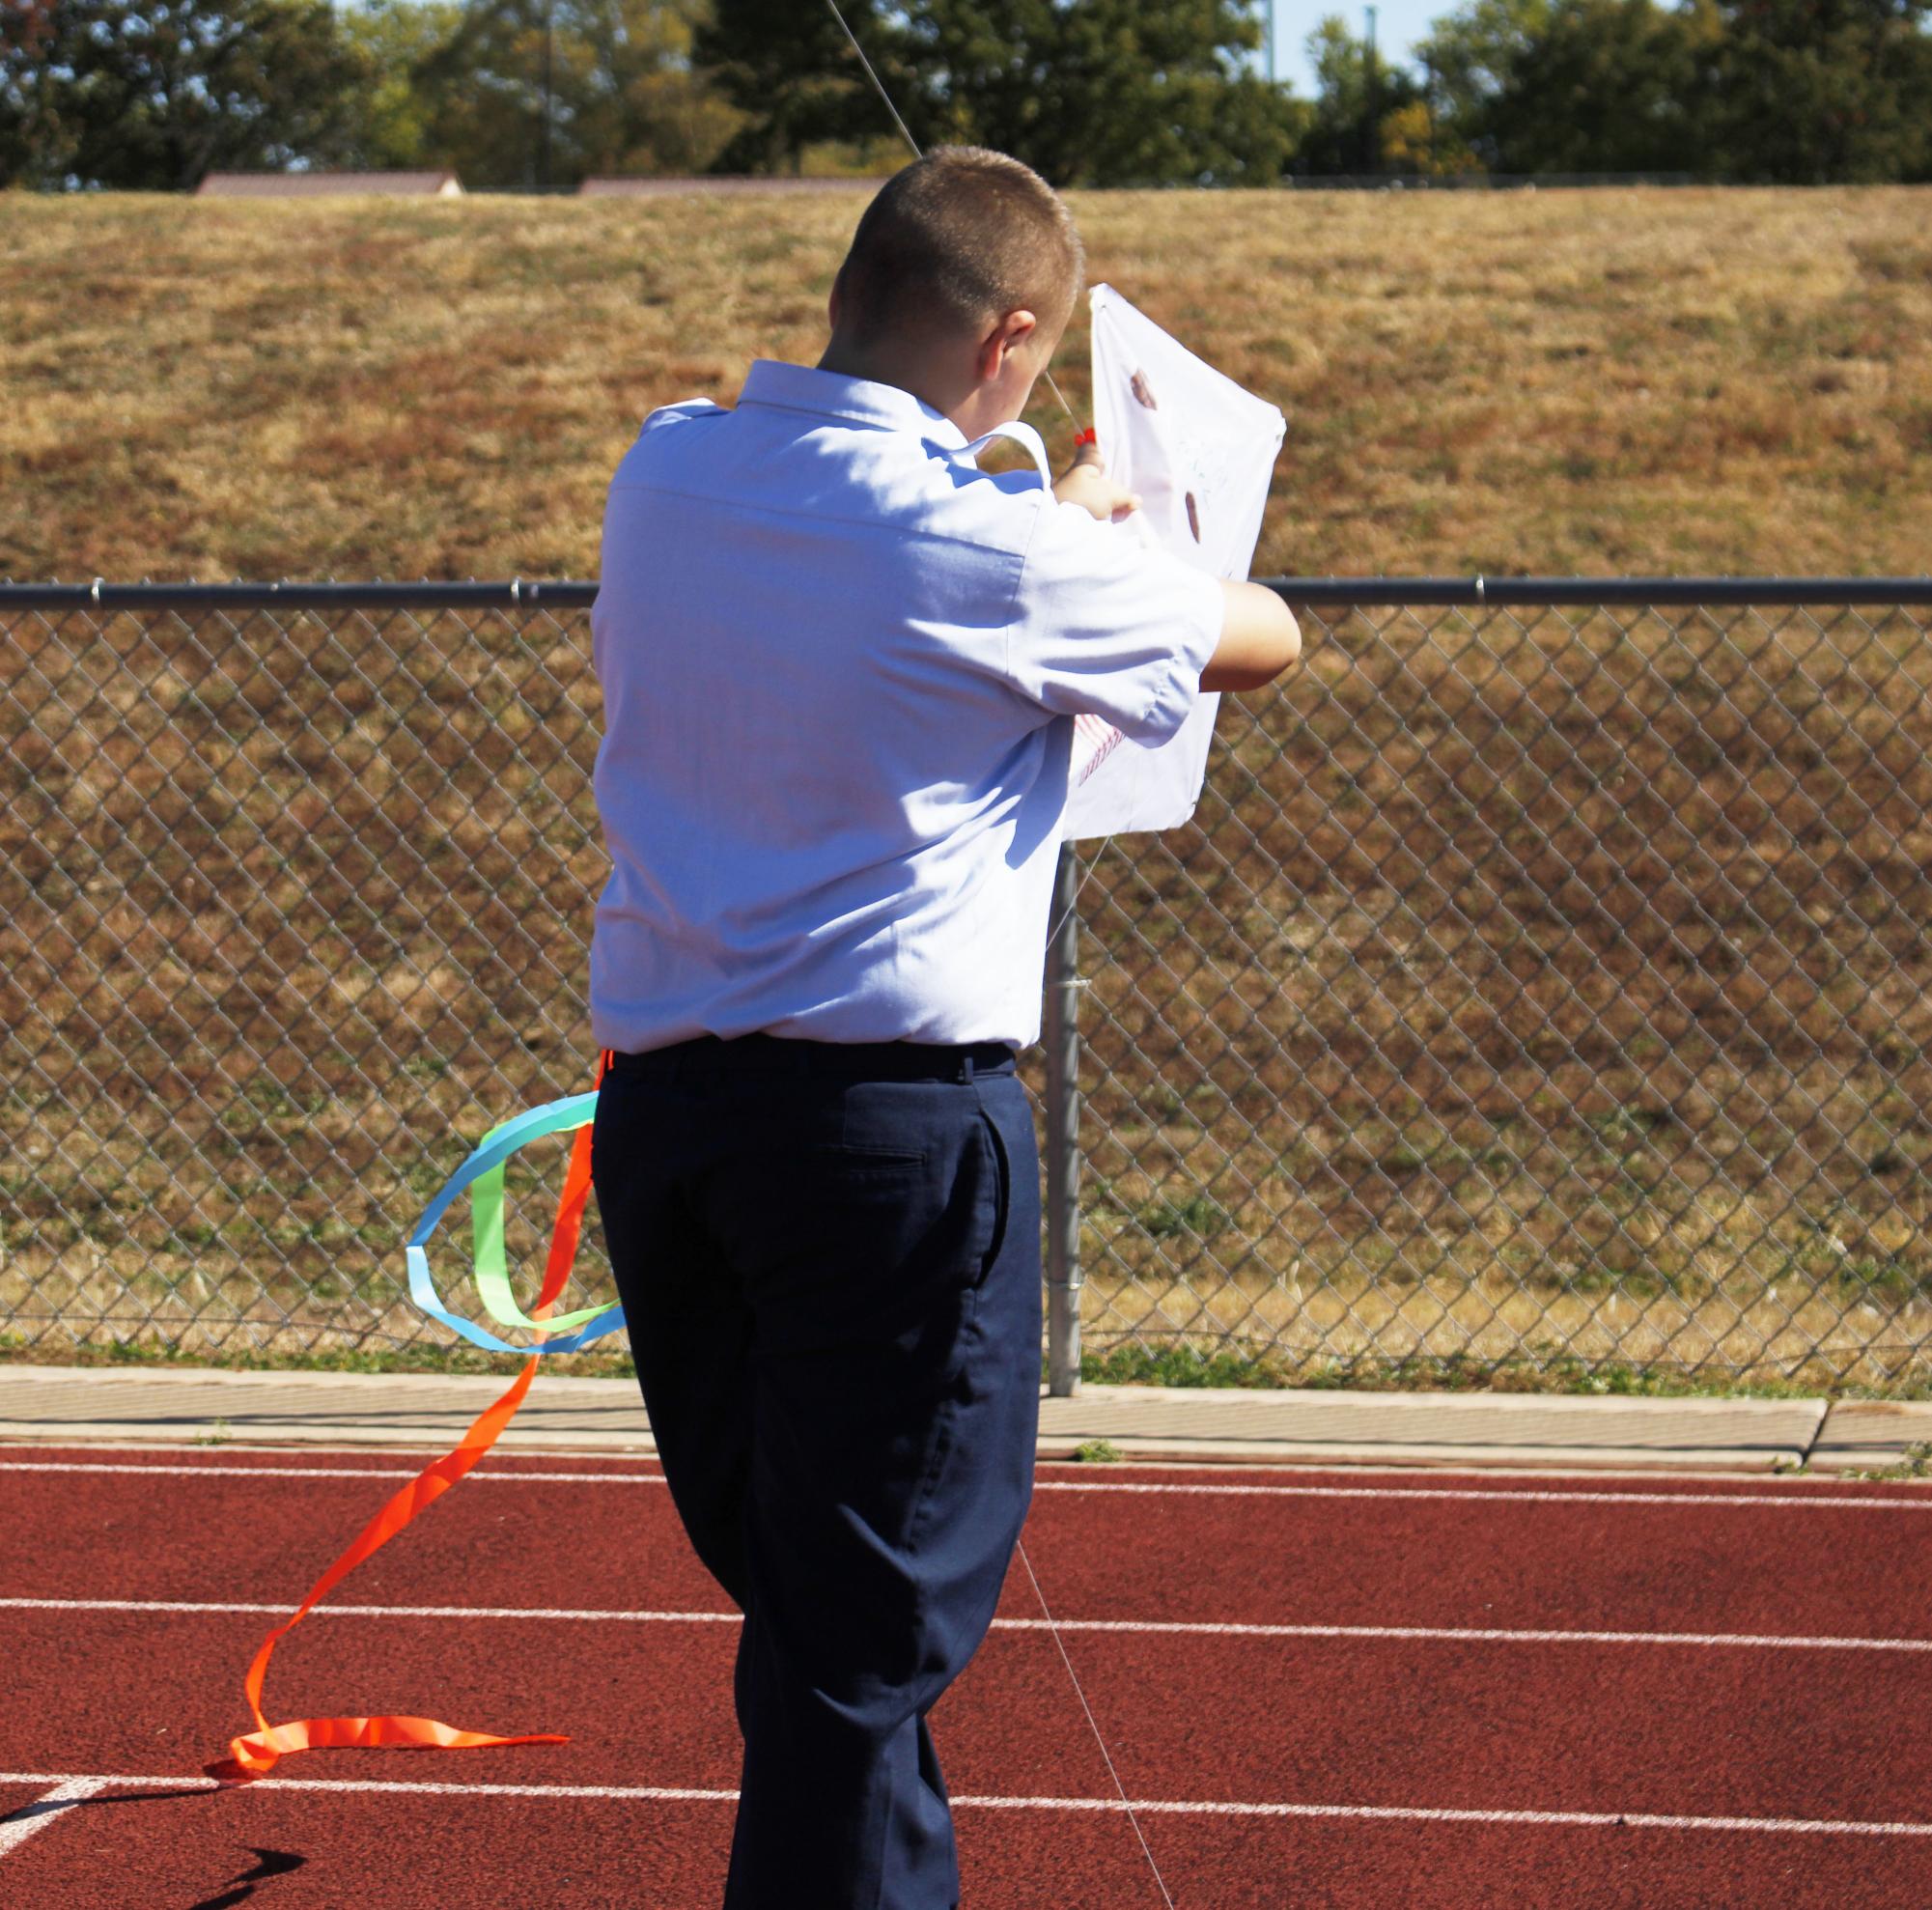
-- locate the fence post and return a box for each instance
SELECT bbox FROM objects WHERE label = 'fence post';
[1044,843,1083,1397]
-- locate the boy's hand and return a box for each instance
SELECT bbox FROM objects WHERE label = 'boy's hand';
[1053,438,1141,524]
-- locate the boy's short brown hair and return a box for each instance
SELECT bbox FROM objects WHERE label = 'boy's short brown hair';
[833,147,1084,348]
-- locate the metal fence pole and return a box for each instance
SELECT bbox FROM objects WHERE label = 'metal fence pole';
[1043,843,1084,1397]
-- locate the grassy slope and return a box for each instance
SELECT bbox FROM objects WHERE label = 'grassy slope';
[3,185,1929,583]
[7,186,1932,1391]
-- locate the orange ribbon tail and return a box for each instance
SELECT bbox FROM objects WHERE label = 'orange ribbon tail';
[208,1065,606,1782]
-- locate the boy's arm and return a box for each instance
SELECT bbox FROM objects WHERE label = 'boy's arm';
[1051,444,1302,694]
[1202,581,1301,691]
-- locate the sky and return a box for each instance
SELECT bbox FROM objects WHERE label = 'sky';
[1259,0,1438,97]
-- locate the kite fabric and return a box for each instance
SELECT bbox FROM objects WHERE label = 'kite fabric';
[1061,284,1286,842]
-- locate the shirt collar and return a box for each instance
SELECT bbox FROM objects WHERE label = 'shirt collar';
[738,359,968,450]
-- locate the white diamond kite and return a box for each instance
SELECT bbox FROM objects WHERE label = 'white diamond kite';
[1061,284,1286,841]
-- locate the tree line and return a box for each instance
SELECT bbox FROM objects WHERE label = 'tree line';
[2,0,1927,192]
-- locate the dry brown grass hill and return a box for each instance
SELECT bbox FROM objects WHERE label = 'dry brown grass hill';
[4,185,1929,583]
[7,184,1932,1391]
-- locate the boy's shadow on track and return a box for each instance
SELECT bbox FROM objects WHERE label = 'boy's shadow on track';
[185,1845,306,1910]
[1,1786,306,1907]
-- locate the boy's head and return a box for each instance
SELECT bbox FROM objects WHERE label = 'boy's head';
[823,147,1083,434]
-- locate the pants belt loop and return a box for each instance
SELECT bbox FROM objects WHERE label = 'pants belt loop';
[960,1051,976,1084]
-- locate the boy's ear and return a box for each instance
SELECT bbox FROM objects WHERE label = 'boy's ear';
[978,308,1039,382]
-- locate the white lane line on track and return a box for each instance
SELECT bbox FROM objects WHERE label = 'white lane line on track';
[0,1445,654,1462]
[0,1462,668,1484]
[1014,1618,1932,1654]
[5,1444,1883,1490]
[1037,1481,1932,1510]
[0,1770,1927,1840]
[6,1597,1930,1656]
[0,1598,740,1623]
[0,1780,104,1861]
[0,1459,1924,1509]
[0,1459,855,1483]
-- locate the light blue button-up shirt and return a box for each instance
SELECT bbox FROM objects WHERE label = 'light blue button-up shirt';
[588,359,1223,1053]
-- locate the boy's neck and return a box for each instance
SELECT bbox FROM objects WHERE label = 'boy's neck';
[817,333,981,435]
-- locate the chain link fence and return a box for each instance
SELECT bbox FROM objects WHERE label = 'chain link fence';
[6,581,1932,1391]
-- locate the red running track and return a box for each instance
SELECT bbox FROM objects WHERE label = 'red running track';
[3,1445,1931,1907]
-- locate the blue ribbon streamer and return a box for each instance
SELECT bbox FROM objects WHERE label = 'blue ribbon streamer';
[403,1092,627,1355]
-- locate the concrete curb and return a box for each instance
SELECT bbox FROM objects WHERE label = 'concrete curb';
[4,1364,1916,1475]
[1806,1398,1932,1475]
[0,1366,658,1455]
[1033,1384,1826,1473]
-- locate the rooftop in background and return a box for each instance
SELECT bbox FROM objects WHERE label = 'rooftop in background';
[577,175,886,198]
[196,171,465,198]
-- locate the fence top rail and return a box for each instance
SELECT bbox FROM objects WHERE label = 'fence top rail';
[4,576,1932,612]
[0,580,602,612]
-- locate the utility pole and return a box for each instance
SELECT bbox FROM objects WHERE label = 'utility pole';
[1422,53,1437,177]
[1265,0,1275,85]
[1363,4,1379,177]
[540,0,555,190]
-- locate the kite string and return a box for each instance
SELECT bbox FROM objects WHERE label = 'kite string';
[1015,1537,1177,1910]
[824,0,1120,913]
[1045,844,1104,955]
[817,33,1156,1896]
[824,0,918,156]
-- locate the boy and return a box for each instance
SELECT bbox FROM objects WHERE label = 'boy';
[589,147,1299,1908]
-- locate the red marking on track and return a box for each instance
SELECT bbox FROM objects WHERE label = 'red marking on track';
[5,1468,718,1611]
[16,1456,1932,1639]
[0,1786,735,1909]
[9,1448,1932,1906]
[1012,1630,1932,1821]
[8,1782,1929,1909]
[1017,1480,1932,1638]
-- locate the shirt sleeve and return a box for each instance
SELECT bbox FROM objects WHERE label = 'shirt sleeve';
[1001,497,1226,746]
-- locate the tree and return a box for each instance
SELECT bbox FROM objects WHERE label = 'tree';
[1414,0,1931,181]
[335,0,464,170]
[1706,0,1932,181]
[694,0,886,174]
[893,0,1302,186]
[566,0,742,176]
[1378,95,1482,174]
[0,0,364,188]
[1445,0,1720,175]
[698,0,1302,184]
[1413,0,1549,139]
[344,0,737,189]
[1295,13,1424,174]
[0,0,55,182]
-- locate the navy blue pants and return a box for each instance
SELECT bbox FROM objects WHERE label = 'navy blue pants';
[590,1034,1043,1909]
